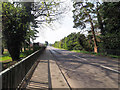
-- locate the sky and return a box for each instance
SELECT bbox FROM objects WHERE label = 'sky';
[34,0,80,44]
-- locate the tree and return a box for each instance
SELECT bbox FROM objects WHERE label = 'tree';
[73,2,98,53]
[77,33,89,51]
[2,2,33,61]
[64,37,67,49]
[24,27,39,51]
[0,1,2,55]
[87,31,94,51]
[96,2,104,35]
[53,32,89,51]
[2,0,70,61]
[99,2,120,55]
[53,41,59,48]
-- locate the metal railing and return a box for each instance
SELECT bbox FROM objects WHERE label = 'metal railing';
[0,47,45,89]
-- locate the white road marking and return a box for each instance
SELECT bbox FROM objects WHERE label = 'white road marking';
[72,55,120,74]
[51,49,120,74]
[73,55,87,61]
[100,65,120,73]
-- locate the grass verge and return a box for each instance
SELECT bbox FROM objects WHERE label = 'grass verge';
[0,50,35,62]
[1,49,37,70]
[71,50,120,58]
[54,47,120,59]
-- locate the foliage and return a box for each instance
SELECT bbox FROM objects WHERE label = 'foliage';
[53,2,120,56]
[99,2,120,53]
[72,2,98,53]
[2,2,33,61]
[53,32,91,51]
[33,0,69,29]
[2,0,66,61]
[71,1,120,55]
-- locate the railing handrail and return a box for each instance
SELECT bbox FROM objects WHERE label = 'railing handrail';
[0,50,40,75]
[1,47,46,89]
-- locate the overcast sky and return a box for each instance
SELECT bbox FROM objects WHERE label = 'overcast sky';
[34,0,80,44]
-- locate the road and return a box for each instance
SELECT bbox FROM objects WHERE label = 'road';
[48,46,119,88]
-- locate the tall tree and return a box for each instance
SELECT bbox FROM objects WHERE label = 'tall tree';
[2,0,69,61]
[2,2,33,61]
[73,2,98,53]
[96,2,104,35]
[99,2,120,55]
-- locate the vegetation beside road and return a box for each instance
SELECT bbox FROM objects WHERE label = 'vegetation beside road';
[53,2,120,58]
[1,1,63,62]
[0,49,34,62]
[71,50,120,58]
[0,51,12,62]
[54,47,120,59]
[1,46,46,70]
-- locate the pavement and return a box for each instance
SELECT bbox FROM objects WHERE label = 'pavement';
[26,48,70,89]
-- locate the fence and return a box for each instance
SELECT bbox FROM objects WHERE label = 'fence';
[0,47,45,89]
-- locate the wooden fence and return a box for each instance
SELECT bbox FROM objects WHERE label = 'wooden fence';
[0,47,45,89]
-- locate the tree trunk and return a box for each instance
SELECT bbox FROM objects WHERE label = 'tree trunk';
[2,46,4,55]
[7,42,21,61]
[28,38,31,51]
[24,42,26,51]
[88,14,98,53]
[20,47,23,52]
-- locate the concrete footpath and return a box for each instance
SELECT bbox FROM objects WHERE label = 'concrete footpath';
[26,48,69,89]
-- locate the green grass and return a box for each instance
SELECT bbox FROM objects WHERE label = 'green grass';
[71,50,90,54]
[72,50,120,58]
[0,50,34,62]
[54,47,120,59]
[106,54,120,58]
[0,56,12,61]
[20,50,34,58]
[0,51,12,62]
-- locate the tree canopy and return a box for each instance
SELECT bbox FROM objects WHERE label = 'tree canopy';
[53,32,92,51]
[2,0,67,61]
[53,1,120,56]
[73,2,98,53]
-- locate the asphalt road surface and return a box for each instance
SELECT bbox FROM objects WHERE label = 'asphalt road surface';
[48,46,119,89]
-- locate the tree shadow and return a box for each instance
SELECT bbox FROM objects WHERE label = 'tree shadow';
[53,49,119,71]
[25,49,52,89]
